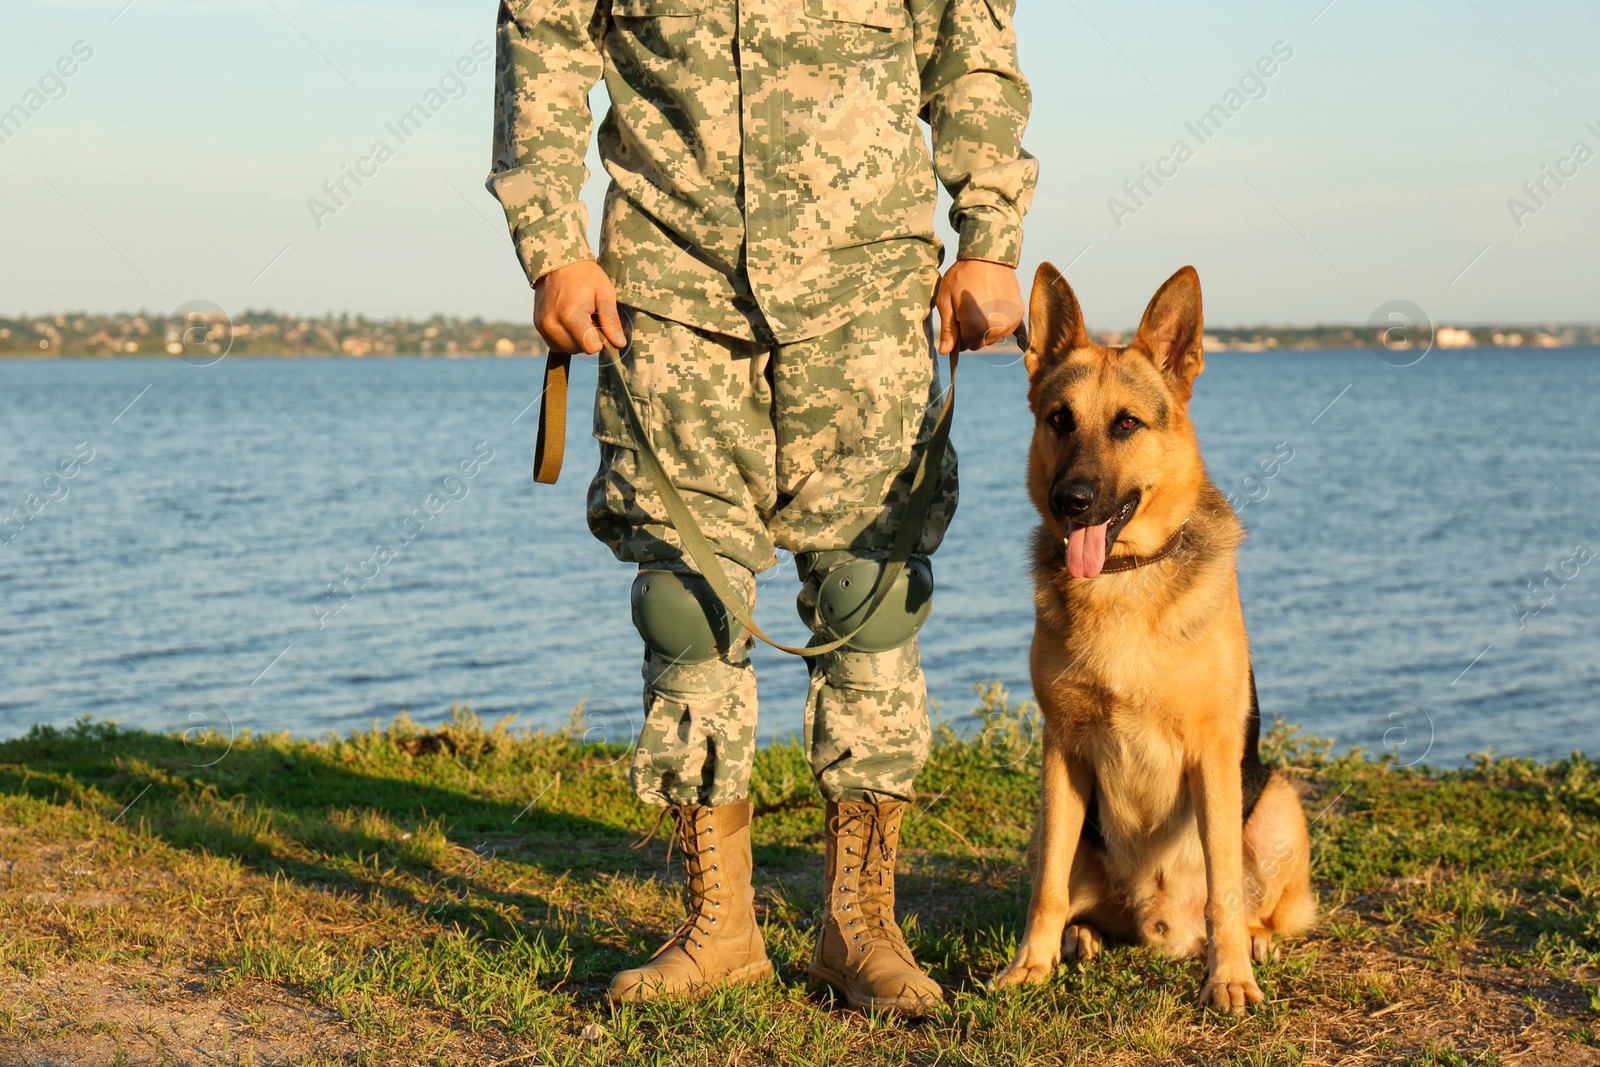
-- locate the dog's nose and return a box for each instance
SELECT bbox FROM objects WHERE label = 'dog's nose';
[1052,480,1095,518]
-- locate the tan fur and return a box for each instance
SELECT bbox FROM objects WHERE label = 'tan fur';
[992,264,1317,1013]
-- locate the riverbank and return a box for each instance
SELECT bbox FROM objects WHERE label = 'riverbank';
[2,691,1597,1066]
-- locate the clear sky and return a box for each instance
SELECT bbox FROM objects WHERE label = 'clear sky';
[2,0,1596,328]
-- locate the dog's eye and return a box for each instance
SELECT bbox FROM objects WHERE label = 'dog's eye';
[1113,415,1142,435]
[1047,408,1075,433]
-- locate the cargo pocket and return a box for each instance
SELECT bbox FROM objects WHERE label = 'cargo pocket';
[588,361,666,559]
[592,360,650,452]
[775,390,913,553]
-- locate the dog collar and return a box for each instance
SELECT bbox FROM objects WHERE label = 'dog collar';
[1095,521,1187,574]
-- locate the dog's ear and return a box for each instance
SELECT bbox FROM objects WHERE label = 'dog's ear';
[1133,266,1205,404]
[1025,262,1089,379]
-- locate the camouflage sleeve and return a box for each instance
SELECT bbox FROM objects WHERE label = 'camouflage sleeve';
[914,0,1038,267]
[486,0,608,287]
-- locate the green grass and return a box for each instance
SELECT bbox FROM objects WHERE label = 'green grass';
[1,686,1597,1065]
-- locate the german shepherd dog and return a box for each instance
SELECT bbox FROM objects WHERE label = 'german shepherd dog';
[990,264,1316,1012]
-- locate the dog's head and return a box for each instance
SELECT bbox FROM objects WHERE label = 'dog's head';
[1024,264,1208,578]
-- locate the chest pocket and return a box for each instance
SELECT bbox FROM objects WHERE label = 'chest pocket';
[609,0,708,59]
[803,0,906,31]
[611,0,707,14]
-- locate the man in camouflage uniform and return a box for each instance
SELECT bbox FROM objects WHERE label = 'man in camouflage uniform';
[489,0,1035,1014]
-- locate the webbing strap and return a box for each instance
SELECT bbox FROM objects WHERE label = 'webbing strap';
[532,353,571,485]
[601,343,959,658]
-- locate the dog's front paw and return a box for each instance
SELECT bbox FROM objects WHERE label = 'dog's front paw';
[1249,932,1279,964]
[1197,969,1264,1014]
[988,943,1059,990]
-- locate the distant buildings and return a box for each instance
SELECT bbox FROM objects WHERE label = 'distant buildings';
[1195,323,1596,351]
[0,311,544,358]
[2,311,1596,358]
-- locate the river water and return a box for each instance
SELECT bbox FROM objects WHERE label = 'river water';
[2,349,1596,764]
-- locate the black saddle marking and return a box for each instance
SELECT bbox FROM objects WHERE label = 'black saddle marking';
[1240,665,1272,823]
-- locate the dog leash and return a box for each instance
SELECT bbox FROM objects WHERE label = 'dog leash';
[532,352,571,485]
[530,333,988,657]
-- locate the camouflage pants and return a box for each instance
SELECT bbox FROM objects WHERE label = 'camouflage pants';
[588,279,956,807]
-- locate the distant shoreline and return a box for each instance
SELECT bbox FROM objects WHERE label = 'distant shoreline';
[0,350,543,361]
[5,310,1599,358]
[3,344,1597,360]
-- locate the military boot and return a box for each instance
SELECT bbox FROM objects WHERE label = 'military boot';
[809,799,943,1016]
[608,800,773,1002]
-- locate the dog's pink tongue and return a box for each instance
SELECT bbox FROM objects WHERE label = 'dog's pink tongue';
[1066,521,1110,578]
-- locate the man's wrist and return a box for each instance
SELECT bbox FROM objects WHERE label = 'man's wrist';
[533,256,600,289]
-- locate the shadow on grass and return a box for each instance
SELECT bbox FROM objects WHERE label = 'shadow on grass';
[0,716,814,973]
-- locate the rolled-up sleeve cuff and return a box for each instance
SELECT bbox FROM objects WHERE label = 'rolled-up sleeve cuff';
[956,208,1024,267]
[510,207,595,287]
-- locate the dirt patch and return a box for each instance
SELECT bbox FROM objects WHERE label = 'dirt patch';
[0,962,364,1067]
[1278,916,1600,1066]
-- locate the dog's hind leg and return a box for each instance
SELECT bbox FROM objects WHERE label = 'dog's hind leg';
[1057,839,1135,963]
[1061,847,1108,963]
[1242,775,1317,962]
[1064,923,1103,962]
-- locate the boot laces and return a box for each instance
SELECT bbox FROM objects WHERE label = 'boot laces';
[656,806,719,958]
[833,806,913,962]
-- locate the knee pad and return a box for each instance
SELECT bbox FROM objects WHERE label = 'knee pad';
[808,555,933,653]
[631,569,746,665]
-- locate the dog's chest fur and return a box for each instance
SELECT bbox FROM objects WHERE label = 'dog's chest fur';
[1055,717,1207,953]
[1029,510,1251,951]
[1030,510,1245,740]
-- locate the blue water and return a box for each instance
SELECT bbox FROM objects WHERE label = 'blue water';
[2,350,1597,764]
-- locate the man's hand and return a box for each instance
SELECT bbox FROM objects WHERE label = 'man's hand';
[936,258,1024,354]
[534,260,629,354]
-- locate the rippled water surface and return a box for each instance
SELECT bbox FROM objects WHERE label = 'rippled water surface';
[3,350,1597,763]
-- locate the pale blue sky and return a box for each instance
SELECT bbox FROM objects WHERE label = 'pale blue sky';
[2,0,1596,327]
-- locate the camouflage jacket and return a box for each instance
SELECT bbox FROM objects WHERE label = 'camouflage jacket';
[487,0,1037,343]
